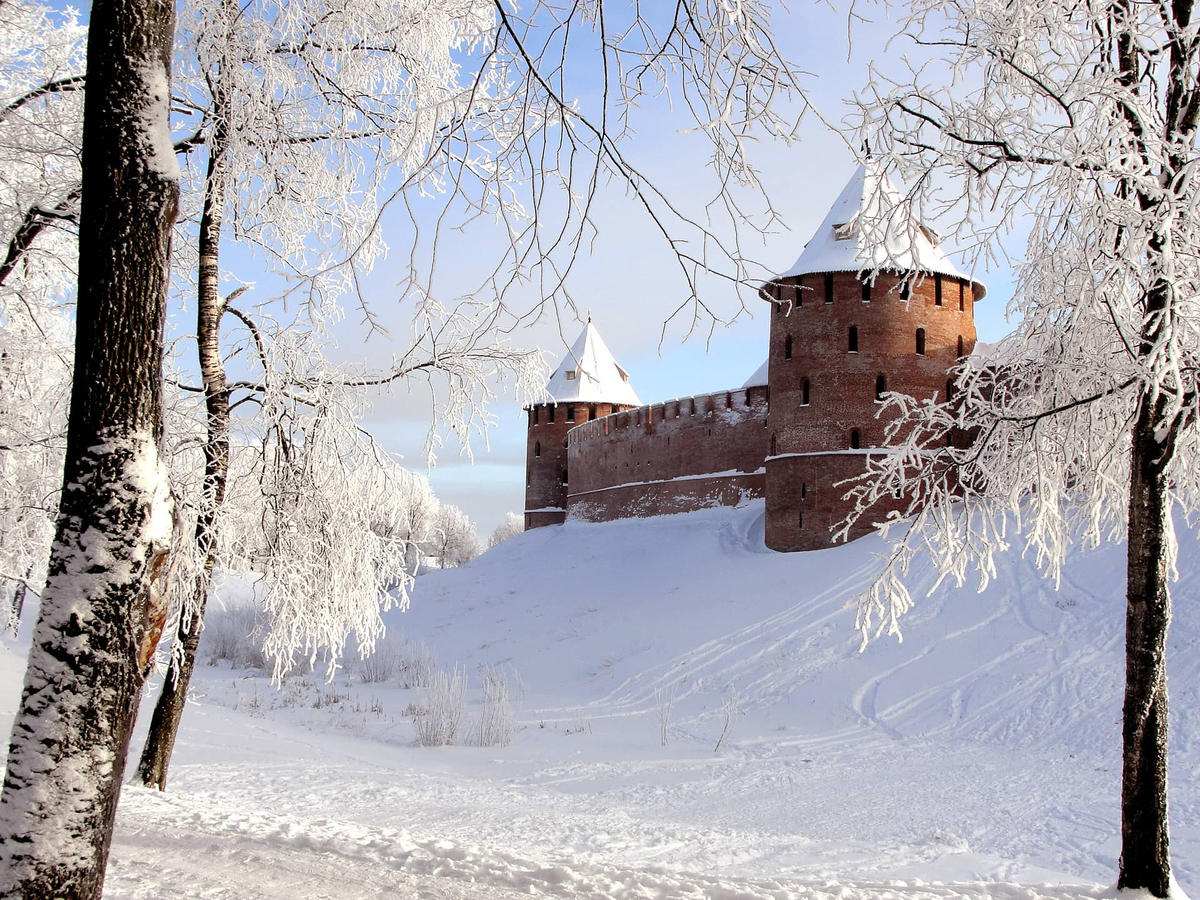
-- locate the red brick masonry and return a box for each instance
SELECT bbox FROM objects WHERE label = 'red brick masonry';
[566,387,769,523]
[524,270,977,551]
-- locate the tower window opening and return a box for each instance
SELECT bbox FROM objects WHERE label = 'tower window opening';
[533,406,539,425]
[802,378,811,406]
[784,334,793,360]
[900,280,912,304]
[959,281,966,311]
[566,404,576,422]
[771,433,777,455]
[824,273,834,304]
[862,279,871,303]
[527,469,531,486]
[957,335,964,358]
[875,374,887,402]
[798,511,803,529]
[916,327,926,356]
[548,405,556,423]
[534,441,541,458]
[850,429,862,450]
[946,379,954,402]
[935,275,943,306]
[726,392,732,409]
[563,438,568,449]
[561,470,568,484]
[589,404,597,420]
[801,483,807,500]
[849,326,859,353]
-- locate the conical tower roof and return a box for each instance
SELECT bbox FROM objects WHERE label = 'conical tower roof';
[780,162,986,299]
[542,321,641,406]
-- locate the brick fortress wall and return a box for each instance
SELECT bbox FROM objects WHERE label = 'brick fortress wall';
[524,401,633,530]
[564,386,769,523]
[764,270,978,551]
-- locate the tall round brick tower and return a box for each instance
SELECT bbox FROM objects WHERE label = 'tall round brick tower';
[763,161,986,551]
[524,321,640,530]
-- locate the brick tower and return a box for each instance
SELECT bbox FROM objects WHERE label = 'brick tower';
[762,161,986,551]
[524,321,640,529]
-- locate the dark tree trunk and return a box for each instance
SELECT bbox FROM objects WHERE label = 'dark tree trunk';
[137,70,232,790]
[1118,391,1178,897]
[0,0,179,894]
[135,600,204,790]
[8,572,28,633]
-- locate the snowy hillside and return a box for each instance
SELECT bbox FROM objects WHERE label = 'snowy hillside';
[389,502,1200,884]
[399,503,1200,756]
[3,500,1198,899]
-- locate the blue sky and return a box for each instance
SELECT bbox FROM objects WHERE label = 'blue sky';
[341,2,1025,537]
[56,0,1023,537]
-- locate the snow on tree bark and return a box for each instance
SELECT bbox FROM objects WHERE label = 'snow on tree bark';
[0,1,85,627]
[0,0,179,893]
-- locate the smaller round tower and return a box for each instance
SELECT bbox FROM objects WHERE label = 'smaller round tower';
[763,161,986,551]
[524,321,640,530]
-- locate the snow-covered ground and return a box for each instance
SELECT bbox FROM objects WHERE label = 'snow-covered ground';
[2,500,1198,899]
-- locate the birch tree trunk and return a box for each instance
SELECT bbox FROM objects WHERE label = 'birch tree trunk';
[137,85,231,791]
[0,0,179,893]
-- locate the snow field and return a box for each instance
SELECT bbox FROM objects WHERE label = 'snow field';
[2,500,1197,898]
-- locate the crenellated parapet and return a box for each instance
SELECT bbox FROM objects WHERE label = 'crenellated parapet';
[565,386,769,522]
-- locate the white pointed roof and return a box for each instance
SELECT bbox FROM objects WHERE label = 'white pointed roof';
[742,358,769,388]
[780,161,986,299]
[542,321,641,406]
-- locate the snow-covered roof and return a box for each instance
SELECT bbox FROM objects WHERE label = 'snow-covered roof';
[542,321,641,406]
[742,358,769,388]
[779,161,986,300]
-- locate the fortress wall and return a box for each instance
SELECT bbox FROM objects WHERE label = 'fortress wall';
[763,451,911,552]
[766,271,977,455]
[762,270,978,551]
[525,401,631,530]
[568,471,766,523]
[564,385,769,522]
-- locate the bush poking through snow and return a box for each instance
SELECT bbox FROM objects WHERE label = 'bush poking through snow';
[713,684,740,753]
[655,683,678,747]
[350,632,435,688]
[398,639,436,690]
[202,603,268,670]
[357,635,399,684]
[474,663,517,747]
[414,666,466,746]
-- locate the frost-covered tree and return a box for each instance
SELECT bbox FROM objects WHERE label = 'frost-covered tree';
[0,0,85,292]
[487,511,524,549]
[427,504,480,568]
[0,294,71,633]
[845,0,1200,891]
[0,0,180,892]
[0,0,85,631]
[136,0,547,789]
